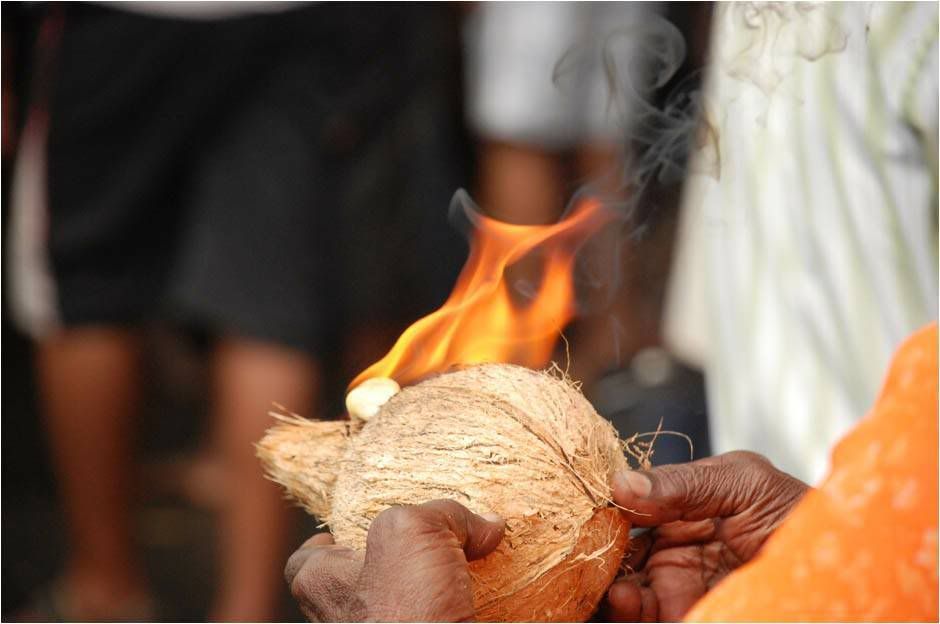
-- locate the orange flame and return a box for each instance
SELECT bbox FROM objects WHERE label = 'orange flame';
[350,196,618,388]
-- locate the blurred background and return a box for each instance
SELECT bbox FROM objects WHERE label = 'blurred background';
[1,1,738,620]
[2,2,715,619]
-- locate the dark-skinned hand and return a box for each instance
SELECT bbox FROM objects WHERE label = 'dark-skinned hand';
[603,451,809,622]
[284,499,505,622]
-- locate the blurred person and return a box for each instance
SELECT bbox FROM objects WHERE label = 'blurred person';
[464,3,642,222]
[282,323,937,621]
[463,3,713,462]
[663,1,938,483]
[463,3,655,366]
[7,2,464,620]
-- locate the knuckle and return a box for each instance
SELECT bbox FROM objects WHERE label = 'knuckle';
[655,465,695,501]
[284,547,313,586]
[423,499,470,531]
[289,549,358,608]
[287,547,331,597]
[289,565,313,601]
[724,450,770,466]
[371,505,429,538]
[425,498,466,518]
[369,499,469,553]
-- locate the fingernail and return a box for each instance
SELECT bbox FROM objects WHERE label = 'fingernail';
[480,512,505,525]
[615,470,652,497]
[302,532,334,547]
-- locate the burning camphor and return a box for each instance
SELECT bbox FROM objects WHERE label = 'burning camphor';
[348,194,617,388]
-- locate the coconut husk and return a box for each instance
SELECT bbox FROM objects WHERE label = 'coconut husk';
[258,363,631,622]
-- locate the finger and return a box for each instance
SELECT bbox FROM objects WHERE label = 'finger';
[646,546,708,621]
[285,547,313,585]
[638,586,659,623]
[289,546,366,622]
[651,519,716,552]
[416,499,506,560]
[285,533,338,584]
[613,451,781,526]
[623,529,653,572]
[306,532,335,547]
[605,579,643,621]
[605,577,659,623]
[370,499,506,561]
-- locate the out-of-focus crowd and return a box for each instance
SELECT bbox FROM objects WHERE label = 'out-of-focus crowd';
[2,2,935,621]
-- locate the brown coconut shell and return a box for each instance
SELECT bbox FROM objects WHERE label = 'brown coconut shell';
[258,363,631,622]
[471,508,629,621]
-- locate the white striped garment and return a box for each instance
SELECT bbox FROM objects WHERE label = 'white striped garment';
[664,2,938,483]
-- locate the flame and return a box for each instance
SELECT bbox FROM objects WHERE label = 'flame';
[350,196,618,388]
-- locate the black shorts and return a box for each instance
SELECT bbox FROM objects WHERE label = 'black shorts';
[11,3,467,353]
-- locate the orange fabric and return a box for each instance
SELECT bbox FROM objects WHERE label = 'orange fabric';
[686,323,939,622]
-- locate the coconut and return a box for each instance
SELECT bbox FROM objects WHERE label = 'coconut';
[258,363,631,622]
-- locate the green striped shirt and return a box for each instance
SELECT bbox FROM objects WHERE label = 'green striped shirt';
[665,1,938,483]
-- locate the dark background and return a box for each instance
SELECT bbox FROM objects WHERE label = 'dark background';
[1,3,712,620]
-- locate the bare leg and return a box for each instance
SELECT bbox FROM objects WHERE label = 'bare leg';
[477,141,566,225]
[37,327,150,618]
[477,141,568,320]
[209,337,319,622]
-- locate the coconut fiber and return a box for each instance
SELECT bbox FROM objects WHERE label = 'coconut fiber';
[257,363,631,622]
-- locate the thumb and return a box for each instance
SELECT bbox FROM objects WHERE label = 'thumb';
[368,499,506,562]
[612,451,772,527]
[411,499,506,561]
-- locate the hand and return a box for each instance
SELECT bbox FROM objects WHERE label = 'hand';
[285,499,505,622]
[603,451,809,621]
